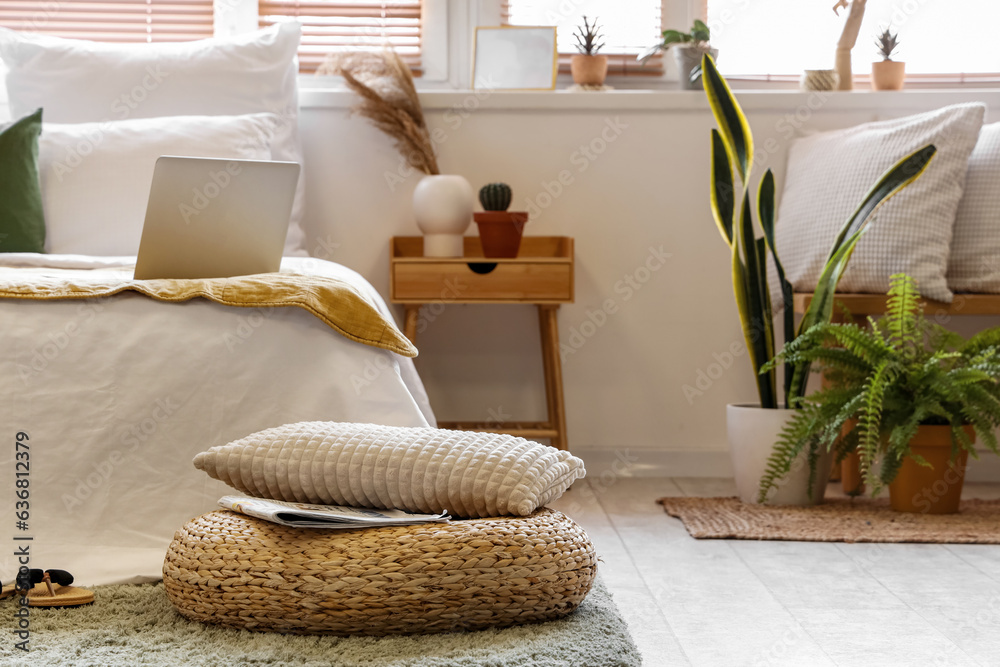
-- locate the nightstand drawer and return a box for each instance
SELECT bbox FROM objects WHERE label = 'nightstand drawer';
[390,236,574,304]
[393,262,572,302]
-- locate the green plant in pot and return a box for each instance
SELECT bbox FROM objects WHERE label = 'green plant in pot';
[474,183,528,258]
[571,16,607,86]
[699,54,937,505]
[759,274,1000,513]
[641,20,716,89]
[871,27,905,90]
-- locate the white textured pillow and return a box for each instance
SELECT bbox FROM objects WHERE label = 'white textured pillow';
[0,23,307,256]
[947,123,1000,292]
[193,422,587,518]
[776,104,985,303]
[39,114,277,256]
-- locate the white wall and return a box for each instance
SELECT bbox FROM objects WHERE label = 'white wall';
[298,88,1000,476]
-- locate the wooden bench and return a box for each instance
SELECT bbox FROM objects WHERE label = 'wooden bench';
[795,292,1000,491]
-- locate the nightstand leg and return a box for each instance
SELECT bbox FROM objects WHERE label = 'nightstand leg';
[403,305,422,344]
[538,305,568,450]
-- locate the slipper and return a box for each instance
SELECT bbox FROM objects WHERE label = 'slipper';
[27,569,94,607]
[4,569,94,607]
[0,583,15,600]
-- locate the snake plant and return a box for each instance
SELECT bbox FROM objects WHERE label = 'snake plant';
[758,274,1000,501]
[702,53,937,410]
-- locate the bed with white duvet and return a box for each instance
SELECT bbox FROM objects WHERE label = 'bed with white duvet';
[1,254,434,585]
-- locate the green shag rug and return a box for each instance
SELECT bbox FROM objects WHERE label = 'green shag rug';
[1,576,638,667]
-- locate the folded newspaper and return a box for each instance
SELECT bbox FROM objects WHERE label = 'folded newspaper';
[219,496,450,529]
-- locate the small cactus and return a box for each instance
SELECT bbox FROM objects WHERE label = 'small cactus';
[876,28,900,61]
[479,183,512,211]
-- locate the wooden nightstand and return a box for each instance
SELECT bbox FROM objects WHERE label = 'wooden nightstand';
[390,236,574,450]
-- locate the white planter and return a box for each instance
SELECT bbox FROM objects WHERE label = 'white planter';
[674,46,718,90]
[727,403,833,506]
[412,175,474,257]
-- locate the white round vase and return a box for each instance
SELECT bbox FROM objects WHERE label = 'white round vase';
[412,175,474,257]
[727,404,833,506]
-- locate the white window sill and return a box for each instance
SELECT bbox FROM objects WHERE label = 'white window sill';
[299,85,1000,113]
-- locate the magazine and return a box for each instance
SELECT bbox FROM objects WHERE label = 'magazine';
[219,496,450,529]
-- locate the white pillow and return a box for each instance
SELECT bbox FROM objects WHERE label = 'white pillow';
[947,123,1000,292]
[775,104,985,303]
[0,23,307,256]
[39,114,277,256]
[192,422,587,519]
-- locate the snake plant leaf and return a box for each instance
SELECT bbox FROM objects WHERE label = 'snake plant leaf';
[702,53,753,185]
[710,129,735,245]
[756,236,778,404]
[738,192,776,408]
[825,145,937,264]
[758,170,795,403]
[788,144,938,402]
[731,200,774,406]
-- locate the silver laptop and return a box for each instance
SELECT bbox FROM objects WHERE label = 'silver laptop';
[134,156,300,280]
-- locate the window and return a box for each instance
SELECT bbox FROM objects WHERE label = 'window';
[0,1,214,43]
[259,1,423,74]
[707,0,1000,82]
[502,0,665,76]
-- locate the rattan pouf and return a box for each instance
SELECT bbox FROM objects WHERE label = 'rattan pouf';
[163,508,596,636]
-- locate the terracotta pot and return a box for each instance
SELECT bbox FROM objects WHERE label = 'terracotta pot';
[727,404,833,506]
[871,60,906,91]
[888,425,973,514]
[474,211,528,258]
[570,55,608,86]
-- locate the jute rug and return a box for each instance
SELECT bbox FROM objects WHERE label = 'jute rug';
[0,575,639,667]
[658,497,1000,543]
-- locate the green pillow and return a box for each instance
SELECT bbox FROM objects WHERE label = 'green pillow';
[0,108,45,253]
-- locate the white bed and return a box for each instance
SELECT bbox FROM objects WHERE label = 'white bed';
[1,254,434,586]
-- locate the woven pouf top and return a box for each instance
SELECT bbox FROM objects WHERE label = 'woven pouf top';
[163,508,596,636]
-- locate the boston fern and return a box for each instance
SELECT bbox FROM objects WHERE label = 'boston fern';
[758,274,1000,501]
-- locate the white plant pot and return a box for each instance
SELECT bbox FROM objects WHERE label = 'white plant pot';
[727,404,833,506]
[412,175,474,257]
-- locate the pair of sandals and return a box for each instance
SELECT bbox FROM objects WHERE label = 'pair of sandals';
[1,569,94,607]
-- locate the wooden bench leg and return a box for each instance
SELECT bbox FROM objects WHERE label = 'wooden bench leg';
[538,305,568,450]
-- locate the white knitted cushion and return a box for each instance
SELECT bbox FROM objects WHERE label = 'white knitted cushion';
[193,422,586,518]
[775,104,985,303]
[947,123,1000,292]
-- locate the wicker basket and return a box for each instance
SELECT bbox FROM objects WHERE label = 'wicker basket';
[163,508,596,636]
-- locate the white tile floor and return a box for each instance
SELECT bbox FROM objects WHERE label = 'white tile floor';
[548,478,1000,667]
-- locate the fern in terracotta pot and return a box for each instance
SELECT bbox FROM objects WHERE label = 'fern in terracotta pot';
[759,274,1000,513]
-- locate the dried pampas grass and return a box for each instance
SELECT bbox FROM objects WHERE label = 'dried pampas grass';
[318,50,439,176]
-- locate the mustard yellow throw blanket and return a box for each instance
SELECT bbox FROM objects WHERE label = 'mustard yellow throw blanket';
[0,267,416,357]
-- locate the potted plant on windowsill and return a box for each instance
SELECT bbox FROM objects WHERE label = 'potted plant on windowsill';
[759,274,1000,513]
[641,20,716,89]
[699,54,937,505]
[871,27,905,90]
[474,183,528,258]
[570,16,607,86]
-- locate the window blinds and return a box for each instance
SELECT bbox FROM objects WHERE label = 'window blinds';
[0,1,214,43]
[258,1,422,74]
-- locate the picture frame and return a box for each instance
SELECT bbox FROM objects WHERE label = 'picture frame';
[472,26,558,91]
